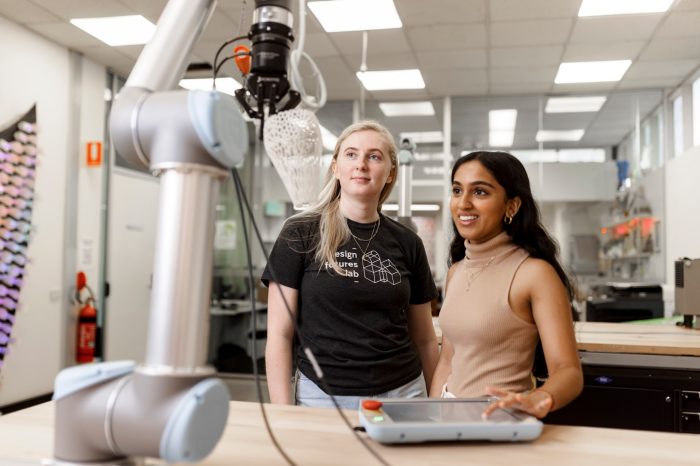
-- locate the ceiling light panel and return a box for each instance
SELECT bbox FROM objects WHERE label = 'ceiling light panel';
[379,101,435,117]
[536,130,585,142]
[545,96,607,113]
[578,0,673,17]
[356,69,425,91]
[555,60,632,83]
[489,109,517,130]
[489,131,515,147]
[70,15,156,46]
[308,0,402,32]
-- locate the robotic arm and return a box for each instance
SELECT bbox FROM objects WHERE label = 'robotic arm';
[52,1,298,464]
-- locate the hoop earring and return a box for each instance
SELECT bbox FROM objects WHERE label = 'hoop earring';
[504,215,513,225]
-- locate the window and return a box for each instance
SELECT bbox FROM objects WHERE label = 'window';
[673,95,684,158]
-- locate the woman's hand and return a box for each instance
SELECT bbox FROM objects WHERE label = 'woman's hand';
[482,386,553,419]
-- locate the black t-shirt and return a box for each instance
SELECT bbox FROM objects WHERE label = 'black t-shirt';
[261,213,437,396]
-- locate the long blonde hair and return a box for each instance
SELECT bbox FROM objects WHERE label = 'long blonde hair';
[289,120,398,273]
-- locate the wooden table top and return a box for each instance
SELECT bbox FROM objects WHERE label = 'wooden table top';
[1,400,699,466]
[574,321,700,356]
[433,318,700,357]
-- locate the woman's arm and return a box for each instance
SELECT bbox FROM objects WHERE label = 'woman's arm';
[407,301,439,391]
[429,336,455,397]
[265,282,299,405]
[427,263,459,397]
[484,259,583,418]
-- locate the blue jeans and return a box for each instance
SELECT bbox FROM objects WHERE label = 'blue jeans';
[295,371,427,410]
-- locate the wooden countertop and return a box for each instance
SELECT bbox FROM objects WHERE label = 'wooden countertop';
[1,400,699,465]
[574,321,700,356]
[433,318,700,357]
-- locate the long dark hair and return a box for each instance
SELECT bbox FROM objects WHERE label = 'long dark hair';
[449,151,574,302]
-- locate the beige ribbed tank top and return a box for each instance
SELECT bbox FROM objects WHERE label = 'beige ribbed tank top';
[439,231,538,397]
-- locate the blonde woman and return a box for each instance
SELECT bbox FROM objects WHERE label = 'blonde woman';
[262,121,438,409]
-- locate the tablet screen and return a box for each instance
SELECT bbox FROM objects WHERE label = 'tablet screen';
[381,400,520,424]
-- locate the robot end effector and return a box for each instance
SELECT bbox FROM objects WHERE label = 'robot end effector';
[234,0,301,133]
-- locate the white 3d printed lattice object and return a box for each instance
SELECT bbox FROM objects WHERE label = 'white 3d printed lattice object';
[263,108,323,210]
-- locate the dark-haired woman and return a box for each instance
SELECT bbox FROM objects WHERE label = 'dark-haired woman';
[429,151,582,419]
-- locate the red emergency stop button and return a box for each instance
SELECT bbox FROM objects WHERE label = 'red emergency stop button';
[362,399,383,410]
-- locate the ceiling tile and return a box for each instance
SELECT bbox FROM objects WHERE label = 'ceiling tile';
[345,53,418,71]
[416,48,487,70]
[330,29,412,55]
[118,0,169,22]
[395,0,486,26]
[490,19,572,47]
[562,42,645,61]
[199,13,240,42]
[313,56,357,85]
[26,21,105,47]
[29,0,130,20]
[407,24,487,51]
[489,82,553,94]
[654,11,700,38]
[639,37,700,60]
[625,59,699,80]
[490,0,580,21]
[117,45,145,60]
[675,0,700,10]
[569,16,663,44]
[490,45,563,67]
[302,32,340,58]
[74,44,135,74]
[617,78,680,90]
[423,68,488,95]
[0,0,60,23]
[490,66,557,84]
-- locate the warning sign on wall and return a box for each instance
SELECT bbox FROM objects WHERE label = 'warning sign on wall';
[86,141,102,167]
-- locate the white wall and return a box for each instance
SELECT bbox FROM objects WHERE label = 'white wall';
[0,15,71,406]
[664,145,700,308]
[0,15,108,407]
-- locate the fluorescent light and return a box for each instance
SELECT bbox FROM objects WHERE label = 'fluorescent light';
[399,131,443,144]
[536,130,585,142]
[578,0,673,17]
[320,125,338,152]
[356,69,425,91]
[179,78,241,96]
[545,96,607,113]
[489,131,515,147]
[382,203,440,212]
[489,109,517,130]
[488,109,517,147]
[555,60,631,84]
[379,101,435,117]
[70,15,155,46]
[308,0,402,32]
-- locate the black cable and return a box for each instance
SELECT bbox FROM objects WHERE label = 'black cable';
[214,52,252,82]
[212,35,249,83]
[231,168,392,466]
[231,171,298,466]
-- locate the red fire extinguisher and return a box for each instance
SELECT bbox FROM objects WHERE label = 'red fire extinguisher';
[77,298,97,363]
[74,271,97,364]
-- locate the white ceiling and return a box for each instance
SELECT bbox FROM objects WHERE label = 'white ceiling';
[2,0,700,151]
